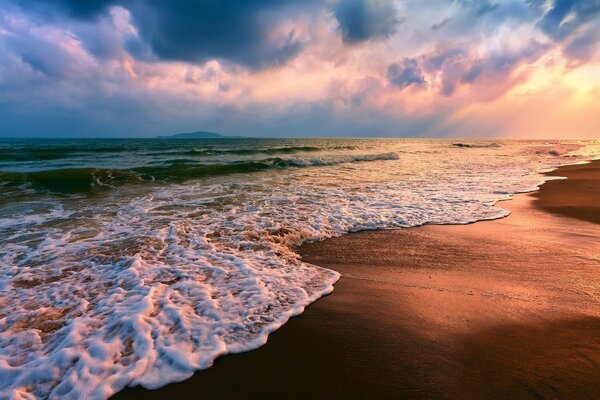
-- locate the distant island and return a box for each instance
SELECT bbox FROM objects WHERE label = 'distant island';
[159,131,243,139]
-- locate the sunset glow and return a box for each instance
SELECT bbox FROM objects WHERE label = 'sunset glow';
[1,0,599,137]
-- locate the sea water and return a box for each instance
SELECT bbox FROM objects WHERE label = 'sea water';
[0,138,598,398]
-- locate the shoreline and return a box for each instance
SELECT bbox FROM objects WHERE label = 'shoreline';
[115,160,600,399]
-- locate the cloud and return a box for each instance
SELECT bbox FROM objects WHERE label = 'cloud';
[432,18,452,31]
[535,0,600,65]
[418,37,548,97]
[438,0,535,39]
[0,14,95,79]
[16,0,321,68]
[332,0,399,43]
[538,0,600,41]
[125,0,316,68]
[74,7,137,61]
[456,0,500,17]
[563,22,600,64]
[19,0,116,19]
[387,58,426,89]
[1,0,599,139]
[452,0,501,17]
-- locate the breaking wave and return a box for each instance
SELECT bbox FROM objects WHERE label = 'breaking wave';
[173,145,359,156]
[0,143,360,162]
[452,142,503,148]
[0,152,399,193]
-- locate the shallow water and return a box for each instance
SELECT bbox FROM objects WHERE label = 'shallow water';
[0,138,598,399]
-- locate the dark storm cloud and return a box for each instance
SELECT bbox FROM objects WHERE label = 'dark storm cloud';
[538,0,600,41]
[16,0,320,68]
[125,0,315,68]
[332,0,400,43]
[387,58,426,89]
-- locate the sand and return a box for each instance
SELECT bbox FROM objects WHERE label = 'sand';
[533,161,600,224]
[114,160,600,400]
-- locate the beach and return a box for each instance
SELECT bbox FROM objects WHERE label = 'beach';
[4,1,600,397]
[114,160,600,399]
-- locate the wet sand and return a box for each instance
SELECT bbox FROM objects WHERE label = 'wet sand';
[115,160,600,399]
[533,162,600,224]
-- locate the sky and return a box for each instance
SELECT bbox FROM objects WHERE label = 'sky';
[0,0,599,138]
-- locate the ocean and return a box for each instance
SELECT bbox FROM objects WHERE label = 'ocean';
[0,138,598,398]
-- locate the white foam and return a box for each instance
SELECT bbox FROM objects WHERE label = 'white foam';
[0,140,598,399]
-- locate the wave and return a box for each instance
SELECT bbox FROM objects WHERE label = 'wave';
[0,145,360,162]
[452,142,502,148]
[531,144,581,157]
[0,168,139,194]
[151,145,359,157]
[0,152,399,193]
[0,146,130,161]
[0,147,81,161]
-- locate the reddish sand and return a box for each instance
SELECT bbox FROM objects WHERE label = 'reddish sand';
[115,160,600,400]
